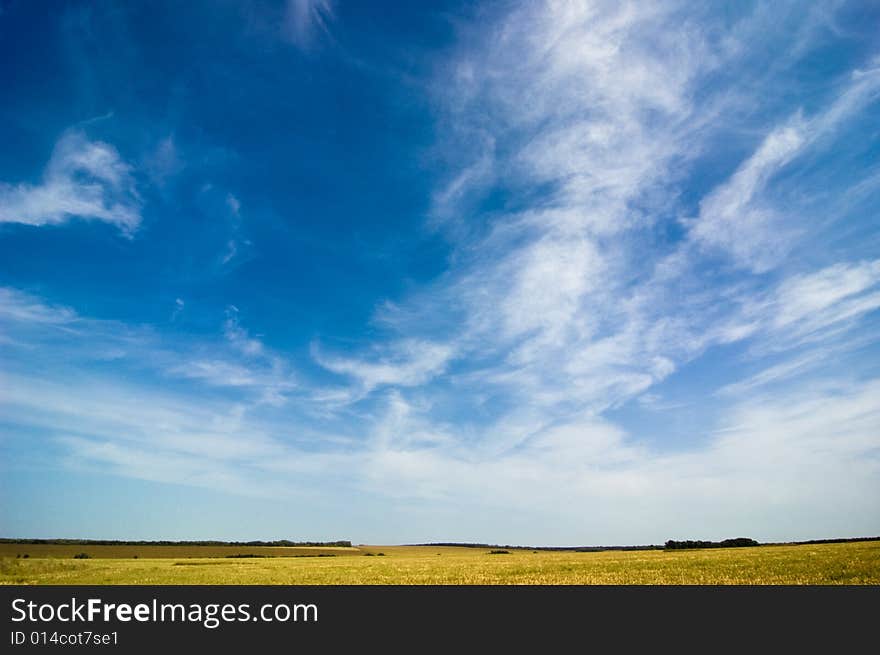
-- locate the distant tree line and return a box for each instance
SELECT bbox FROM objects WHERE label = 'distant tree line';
[421,542,516,549]
[415,536,879,551]
[0,538,352,548]
[571,545,665,552]
[665,538,759,550]
[418,542,665,552]
[764,536,880,546]
[4,535,875,550]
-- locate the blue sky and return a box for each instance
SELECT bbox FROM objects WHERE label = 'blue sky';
[1,0,879,545]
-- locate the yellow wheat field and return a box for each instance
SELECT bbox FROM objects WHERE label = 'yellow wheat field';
[1,541,878,585]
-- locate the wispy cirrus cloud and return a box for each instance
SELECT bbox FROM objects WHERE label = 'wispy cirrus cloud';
[0,286,78,326]
[4,286,877,542]
[0,130,141,234]
[283,0,334,51]
[219,193,252,267]
[0,287,295,404]
[691,59,880,272]
[313,339,455,396]
[310,0,880,481]
[145,135,184,188]
[764,260,880,340]
[223,305,266,357]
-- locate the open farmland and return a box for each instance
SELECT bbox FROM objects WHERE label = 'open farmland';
[0,543,358,560]
[1,540,878,585]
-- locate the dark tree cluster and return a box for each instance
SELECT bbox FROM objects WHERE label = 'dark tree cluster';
[665,538,760,550]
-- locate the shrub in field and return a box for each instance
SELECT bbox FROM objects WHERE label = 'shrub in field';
[73,553,91,559]
[226,554,272,558]
[489,550,510,555]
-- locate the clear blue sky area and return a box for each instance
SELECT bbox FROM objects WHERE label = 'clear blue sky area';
[1,1,879,545]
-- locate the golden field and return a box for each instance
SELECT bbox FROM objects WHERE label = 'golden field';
[1,540,878,585]
[0,543,358,559]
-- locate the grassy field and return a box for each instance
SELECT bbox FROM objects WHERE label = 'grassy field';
[0,543,359,559]
[1,540,878,584]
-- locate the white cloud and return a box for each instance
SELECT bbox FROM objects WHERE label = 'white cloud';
[0,130,141,234]
[690,59,880,272]
[0,369,297,498]
[691,119,806,272]
[283,0,334,51]
[429,132,495,226]
[320,1,880,428]
[221,240,238,265]
[165,356,296,406]
[343,1,715,421]
[771,260,880,331]
[146,135,183,186]
[217,193,250,267]
[0,287,77,326]
[438,0,705,235]
[716,352,825,397]
[730,259,880,351]
[223,305,265,356]
[500,233,601,343]
[811,56,880,141]
[226,193,241,216]
[1,287,295,404]
[314,339,455,395]
[353,378,880,542]
[168,359,268,388]
[2,279,878,542]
